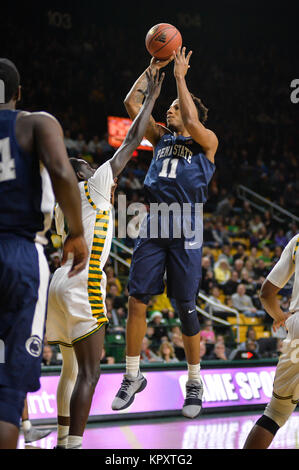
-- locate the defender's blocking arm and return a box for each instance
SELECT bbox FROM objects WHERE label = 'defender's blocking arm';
[110,69,165,177]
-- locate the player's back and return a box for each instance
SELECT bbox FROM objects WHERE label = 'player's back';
[0,109,54,244]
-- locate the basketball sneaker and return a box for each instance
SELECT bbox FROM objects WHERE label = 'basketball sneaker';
[24,427,52,443]
[182,378,203,419]
[112,371,147,410]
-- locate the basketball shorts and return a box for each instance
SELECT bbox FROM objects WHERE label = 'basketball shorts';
[270,312,299,401]
[0,235,50,393]
[46,259,109,348]
[128,235,203,302]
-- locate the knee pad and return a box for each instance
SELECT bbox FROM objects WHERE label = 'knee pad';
[131,294,151,306]
[176,300,200,337]
[263,394,297,428]
[0,386,26,427]
[256,415,280,436]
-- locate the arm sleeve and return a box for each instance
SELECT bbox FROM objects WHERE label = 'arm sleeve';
[266,236,296,288]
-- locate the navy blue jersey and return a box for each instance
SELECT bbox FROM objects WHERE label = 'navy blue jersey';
[0,110,54,244]
[144,133,215,208]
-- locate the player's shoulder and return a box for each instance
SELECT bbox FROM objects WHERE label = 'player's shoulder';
[17,110,61,131]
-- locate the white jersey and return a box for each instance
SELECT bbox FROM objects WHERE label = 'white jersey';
[46,160,115,346]
[267,234,299,313]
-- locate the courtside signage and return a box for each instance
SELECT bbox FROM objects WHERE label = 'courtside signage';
[27,366,276,420]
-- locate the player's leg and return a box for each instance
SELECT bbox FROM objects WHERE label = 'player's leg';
[55,345,78,449]
[67,327,105,449]
[0,387,26,449]
[167,243,203,418]
[243,395,296,448]
[0,421,19,449]
[21,397,52,444]
[0,239,49,448]
[112,237,166,411]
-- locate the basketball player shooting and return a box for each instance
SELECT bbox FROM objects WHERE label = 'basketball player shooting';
[112,47,218,418]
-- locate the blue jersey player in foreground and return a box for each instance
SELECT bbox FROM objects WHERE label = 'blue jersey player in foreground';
[112,47,218,418]
[0,59,88,448]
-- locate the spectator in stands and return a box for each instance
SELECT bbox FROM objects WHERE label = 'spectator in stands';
[201,256,215,293]
[207,342,229,361]
[234,258,244,278]
[240,268,257,296]
[148,311,169,344]
[223,270,240,296]
[199,340,210,360]
[151,288,175,317]
[171,332,186,361]
[232,244,247,263]
[207,286,229,320]
[221,244,233,266]
[106,266,122,296]
[200,319,216,344]
[229,338,261,360]
[232,284,265,318]
[140,337,160,363]
[216,194,236,217]
[253,259,269,279]
[158,341,179,363]
[105,296,125,334]
[244,260,255,278]
[249,214,265,234]
[42,345,58,366]
[274,228,287,248]
[214,257,232,285]
[271,245,283,265]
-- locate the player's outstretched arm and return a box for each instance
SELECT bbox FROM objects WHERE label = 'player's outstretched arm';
[111,69,165,177]
[173,47,218,162]
[124,57,172,147]
[33,112,88,277]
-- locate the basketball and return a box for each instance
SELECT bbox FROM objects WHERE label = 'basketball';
[145,23,182,60]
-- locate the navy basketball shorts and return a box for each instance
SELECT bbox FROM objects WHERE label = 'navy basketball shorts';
[0,235,50,395]
[128,235,202,302]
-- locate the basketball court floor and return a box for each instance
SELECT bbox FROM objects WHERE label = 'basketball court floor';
[18,411,299,449]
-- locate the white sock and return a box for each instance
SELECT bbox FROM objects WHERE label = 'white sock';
[188,363,201,383]
[22,419,32,432]
[67,435,83,449]
[57,424,69,448]
[126,355,140,378]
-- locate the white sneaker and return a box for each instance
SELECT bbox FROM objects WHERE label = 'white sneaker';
[112,371,147,411]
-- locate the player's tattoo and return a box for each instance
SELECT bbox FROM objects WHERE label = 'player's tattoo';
[134,76,148,104]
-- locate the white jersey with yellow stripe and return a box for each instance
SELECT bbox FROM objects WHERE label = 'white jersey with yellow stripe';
[267,233,299,313]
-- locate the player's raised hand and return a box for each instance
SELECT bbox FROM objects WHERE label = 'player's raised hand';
[145,67,165,101]
[62,234,89,278]
[173,46,193,79]
[150,54,174,71]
